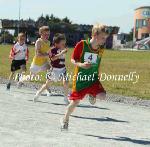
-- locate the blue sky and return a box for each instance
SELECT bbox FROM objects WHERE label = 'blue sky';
[0,0,150,33]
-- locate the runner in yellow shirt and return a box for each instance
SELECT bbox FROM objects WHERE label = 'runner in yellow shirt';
[30,26,51,74]
[30,26,51,96]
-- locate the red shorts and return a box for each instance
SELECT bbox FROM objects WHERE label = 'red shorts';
[69,82,106,101]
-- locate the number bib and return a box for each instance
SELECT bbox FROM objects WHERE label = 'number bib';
[84,52,98,63]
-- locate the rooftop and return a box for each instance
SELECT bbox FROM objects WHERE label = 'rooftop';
[135,6,150,11]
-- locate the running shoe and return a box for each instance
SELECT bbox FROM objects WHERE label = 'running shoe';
[33,91,40,102]
[6,83,11,90]
[17,82,24,89]
[88,94,96,105]
[60,118,69,131]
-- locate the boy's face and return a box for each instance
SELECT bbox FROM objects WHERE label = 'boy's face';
[41,31,50,40]
[56,40,66,49]
[18,36,26,45]
[95,32,108,45]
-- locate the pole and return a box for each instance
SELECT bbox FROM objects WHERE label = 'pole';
[4,28,5,44]
[18,0,21,34]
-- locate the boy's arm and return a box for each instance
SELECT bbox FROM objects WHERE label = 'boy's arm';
[9,47,15,59]
[25,47,29,61]
[71,59,91,69]
[51,48,67,61]
[71,41,91,69]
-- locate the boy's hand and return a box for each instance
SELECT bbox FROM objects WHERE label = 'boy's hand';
[61,48,68,54]
[25,58,28,62]
[79,62,92,69]
[14,49,21,55]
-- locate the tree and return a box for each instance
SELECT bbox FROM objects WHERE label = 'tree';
[128,28,133,41]
[36,14,48,27]
[62,17,72,24]
[50,14,55,21]
[45,14,50,22]
[0,30,14,43]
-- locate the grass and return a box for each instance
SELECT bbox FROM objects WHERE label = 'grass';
[0,44,150,99]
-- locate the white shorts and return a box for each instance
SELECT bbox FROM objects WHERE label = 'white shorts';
[30,62,50,74]
[46,67,68,82]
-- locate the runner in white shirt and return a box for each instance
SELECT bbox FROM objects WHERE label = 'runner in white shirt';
[6,33,29,90]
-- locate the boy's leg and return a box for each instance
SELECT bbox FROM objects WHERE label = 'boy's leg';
[63,80,70,105]
[61,100,80,130]
[96,92,106,100]
[63,80,68,97]
[39,80,51,94]
[17,65,26,88]
[7,60,17,90]
[7,72,15,90]
[20,64,26,75]
[88,92,106,105]
[29,70,50,93]
[88,94,96,105]
[33,80,51,102]
[8,72,15,83]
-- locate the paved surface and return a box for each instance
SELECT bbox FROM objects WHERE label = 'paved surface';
[0,84,150,147]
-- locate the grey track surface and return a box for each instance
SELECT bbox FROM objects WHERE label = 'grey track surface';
[0,84,150,147]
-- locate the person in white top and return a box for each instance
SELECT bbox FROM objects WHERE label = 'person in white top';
[6,33,29,90]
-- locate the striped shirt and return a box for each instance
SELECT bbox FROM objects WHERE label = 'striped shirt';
[50,47,65,68]
[9,42,29,61]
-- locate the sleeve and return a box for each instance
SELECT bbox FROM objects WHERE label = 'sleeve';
[49,48,55,58]
[25,47,29,61]
[9,46,15,59]
[71,41,84,61]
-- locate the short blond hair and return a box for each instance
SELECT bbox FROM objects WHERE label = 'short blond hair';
[92,23,108,36]
[18,33,26,38]
[39,26,50,35]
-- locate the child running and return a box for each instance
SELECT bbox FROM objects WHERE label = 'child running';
[33,33,69,104]
[6,33,29,90]
[60,24,110,130]
[30,26,51,95]
[30,26,51,74]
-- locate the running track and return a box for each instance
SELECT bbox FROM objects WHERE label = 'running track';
[0,84,150,147]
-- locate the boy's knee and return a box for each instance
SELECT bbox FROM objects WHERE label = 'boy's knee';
[96,93,106,100]
[11,71,15,75]
[73,100,80,105]
[21,66,26,72]
[45,83,49,89]
[68,100,80,109]
[45,80,51,86]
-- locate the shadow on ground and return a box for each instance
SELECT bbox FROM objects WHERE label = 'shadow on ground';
[45,111,128,123]
[29,100,110,110]
[84,134,150,145]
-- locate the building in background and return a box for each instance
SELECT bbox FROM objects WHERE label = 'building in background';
[133,6,150,41]
[112,33,130,49]
[0,19,119,47]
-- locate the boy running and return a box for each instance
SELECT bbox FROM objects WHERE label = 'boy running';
[30,26,51,95]
[60,24,110,130]
[30,26,51,74]
[33,33,69,104]
[6,33,29,90]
